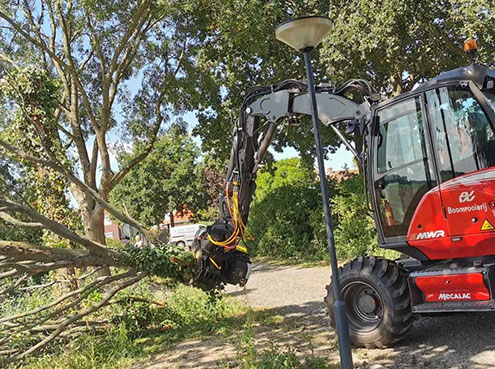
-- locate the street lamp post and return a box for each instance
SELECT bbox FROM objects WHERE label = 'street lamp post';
[275,16,353,369]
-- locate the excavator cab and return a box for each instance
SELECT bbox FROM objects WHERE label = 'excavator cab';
[369,63,495,260]
[325,63,495,348]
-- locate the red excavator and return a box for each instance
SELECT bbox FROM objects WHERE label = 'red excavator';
[192,40,495,348]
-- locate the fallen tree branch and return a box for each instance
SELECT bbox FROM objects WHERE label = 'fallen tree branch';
[4,271,147,362]
[0,140,152,240]
[0,198,115,256]
[0,274,28,296]
[0,212,43,229]
[112,295,166,307]
[0,241,123,271]
[0,270,136,325]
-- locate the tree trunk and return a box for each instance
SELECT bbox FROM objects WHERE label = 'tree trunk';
[390,74,403,97]
[85,205,111,276]
[84,207,105,244]
[72,185,107,245]
[77,192,110,276]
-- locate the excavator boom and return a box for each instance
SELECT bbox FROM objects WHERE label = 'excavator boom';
[192,79,372,290]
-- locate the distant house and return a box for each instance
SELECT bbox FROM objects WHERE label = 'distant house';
[104,211,120,240]
[326,167,359,182]
[162,206,194,231]
[104,211,139,241]
[104,205,195,242]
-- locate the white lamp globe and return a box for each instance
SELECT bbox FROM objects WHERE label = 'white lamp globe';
[275,16,332,52]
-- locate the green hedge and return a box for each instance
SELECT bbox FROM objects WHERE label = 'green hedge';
[247,159,380,261]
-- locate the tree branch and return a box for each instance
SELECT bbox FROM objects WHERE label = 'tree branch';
[0,212,43,229]
[0,269,135,326]
[0,197,112,256]
[78,50,93,72]
[85,10,106,78]
[0,241,123,271]
[428,22,465,59]
[0,139,152,239]
[108,0,151,80]
[54,2,92,176]
[20,0,48,68]
[5,272,146,362]
[109,37,188,190]
[0,53,19,68]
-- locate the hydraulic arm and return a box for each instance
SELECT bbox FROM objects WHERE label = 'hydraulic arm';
[192,79,373,290]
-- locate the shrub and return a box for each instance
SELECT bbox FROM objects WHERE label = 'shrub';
[248,183,327,260]
[248,159,330,261]
[248,158,389,262]
[331,174,378,259]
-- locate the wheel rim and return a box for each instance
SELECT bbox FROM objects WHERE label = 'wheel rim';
[342,281,383,332]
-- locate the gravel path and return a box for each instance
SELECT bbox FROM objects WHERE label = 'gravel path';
[225,262,331,319]
[225,262,495,369]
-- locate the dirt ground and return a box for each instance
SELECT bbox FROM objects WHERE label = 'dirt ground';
[133,262,495,369]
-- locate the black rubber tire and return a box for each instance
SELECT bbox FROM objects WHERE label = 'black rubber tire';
[324,256,413,348]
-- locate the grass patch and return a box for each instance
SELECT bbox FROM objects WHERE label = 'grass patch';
[223,312,339,369]
[16,285,248,369]
[9,280,339,369]
[21,325,141,369]
[18,296,339,369]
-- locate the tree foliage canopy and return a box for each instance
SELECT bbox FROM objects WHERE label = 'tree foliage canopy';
[191,0,341,163]
[110,127,203,227]
[191,0,495,160]
[322,0,495,95]
[248,158,327,260]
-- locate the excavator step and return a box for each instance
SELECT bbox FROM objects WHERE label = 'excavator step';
[409,265,495,313]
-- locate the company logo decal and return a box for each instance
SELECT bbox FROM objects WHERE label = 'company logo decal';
[415,230,445,240]
[459,191,475,203]
[447,202,488,214]
[438,292,471,301]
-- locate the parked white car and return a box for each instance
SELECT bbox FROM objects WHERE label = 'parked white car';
[170,224,206,249]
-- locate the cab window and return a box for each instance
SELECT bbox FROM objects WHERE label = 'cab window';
[426,86,495,181]
[375,97,436,238]
[483,81,495,111]
[377,101,427,173]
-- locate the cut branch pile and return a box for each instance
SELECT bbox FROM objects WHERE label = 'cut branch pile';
[0,238,194,365]
[0,268,146,363]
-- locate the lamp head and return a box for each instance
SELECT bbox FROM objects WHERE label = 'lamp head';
[275,16,331,52]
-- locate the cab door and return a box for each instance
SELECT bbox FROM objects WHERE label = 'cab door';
[372,96,438,243]
[425,83,495,237]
